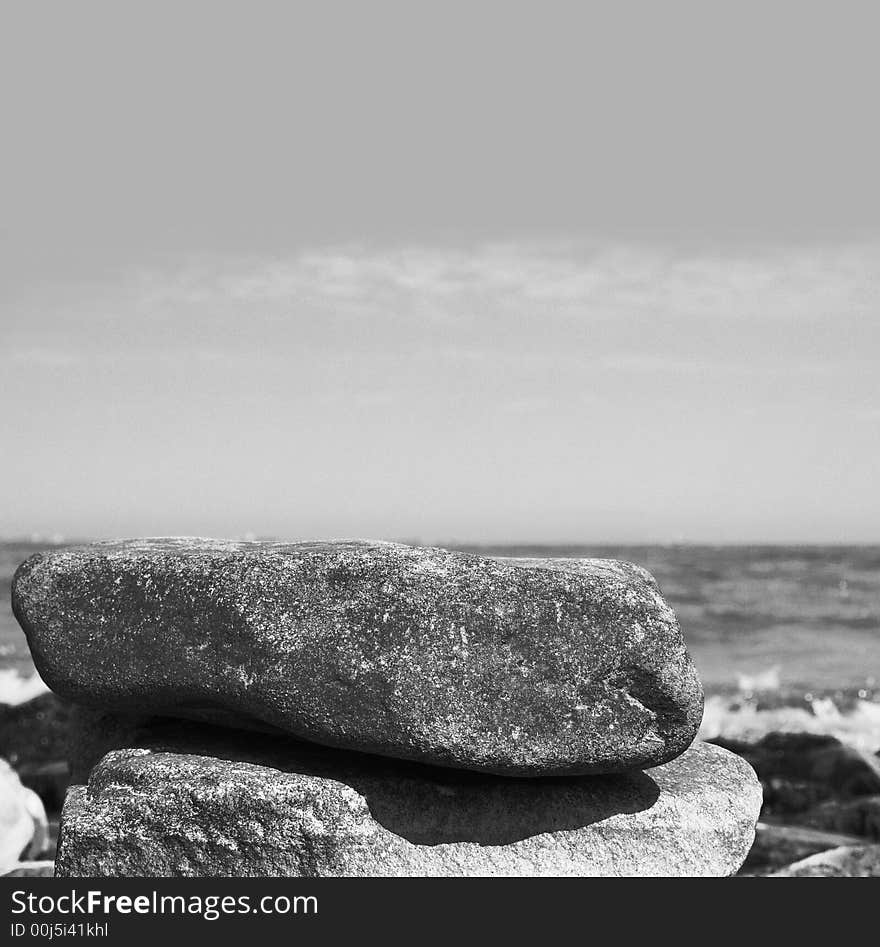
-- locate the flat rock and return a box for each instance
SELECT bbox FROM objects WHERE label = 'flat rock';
[14,539,702,776]
[54,725,760,877]
[770,844,880,877]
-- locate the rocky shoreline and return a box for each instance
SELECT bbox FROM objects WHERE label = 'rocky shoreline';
[698,685,880,875]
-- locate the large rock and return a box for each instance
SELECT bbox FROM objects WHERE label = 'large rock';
[13,539,702,776]
[55,724,759,877]
[0,758,48,874]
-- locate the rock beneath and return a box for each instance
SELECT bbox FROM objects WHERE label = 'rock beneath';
[14,539,703,776]
[801,795,880,841]
[771,844,880,877]
[0,758,48,873]
[709,733,880,815]
[54,725,759,877]
[741,821,867,874]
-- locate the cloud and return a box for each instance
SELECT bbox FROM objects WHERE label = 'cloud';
[123,240,880,326]
[5,239,878,385]
[600,354,843,376]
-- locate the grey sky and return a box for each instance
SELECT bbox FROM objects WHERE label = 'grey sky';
[2,4,878,542]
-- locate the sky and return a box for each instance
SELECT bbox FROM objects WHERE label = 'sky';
[1,3,879,543]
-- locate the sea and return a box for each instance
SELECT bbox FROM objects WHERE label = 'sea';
[2,540,879,702]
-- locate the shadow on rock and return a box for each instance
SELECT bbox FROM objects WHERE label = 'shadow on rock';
[358,769,661,846]
[77,715,662,846]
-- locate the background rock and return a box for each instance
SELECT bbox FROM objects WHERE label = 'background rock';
[55,723,759,877]
[709,732,880,816]
[741,821,866,873]
[14,538,703,776]
[770,844,880,877]
[800,796,880,842]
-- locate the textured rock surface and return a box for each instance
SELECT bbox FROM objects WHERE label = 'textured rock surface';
[770,844,880,877]
[14,539,702,776]
[0,758,48,873]
[55,725,759,877]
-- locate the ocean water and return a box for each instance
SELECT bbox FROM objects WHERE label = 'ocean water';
[2,541,879,697]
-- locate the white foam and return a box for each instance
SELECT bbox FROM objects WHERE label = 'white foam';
[0,669,50,706]
[699,694,880,753]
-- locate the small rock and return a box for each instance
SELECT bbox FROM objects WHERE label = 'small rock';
[709,732,880,815]
[771,844,880,877]
[14,539,703,776]
[55,724,760,877]
[741,821,866,874]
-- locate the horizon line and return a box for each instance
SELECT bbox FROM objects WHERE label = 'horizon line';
[2,535,880,549]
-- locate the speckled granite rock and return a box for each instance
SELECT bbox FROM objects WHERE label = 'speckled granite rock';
[13,539,702,776]
[54,724,759,877]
